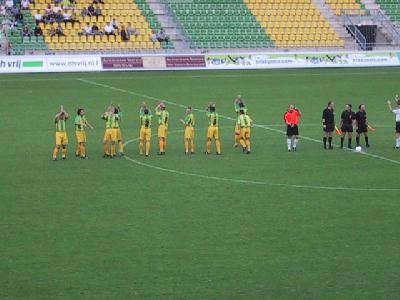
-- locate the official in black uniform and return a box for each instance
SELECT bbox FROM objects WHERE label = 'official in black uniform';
[340,104,356,149]
[355,104,370,148]
[322,101,335,149]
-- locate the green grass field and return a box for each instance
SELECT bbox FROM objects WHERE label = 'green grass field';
[2,67,400,299]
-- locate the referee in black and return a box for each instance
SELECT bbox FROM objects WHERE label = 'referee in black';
[355,104,370,148]
[340,104,356,149]
[322,101,335,149]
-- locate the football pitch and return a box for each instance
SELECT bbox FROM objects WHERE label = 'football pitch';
[2,67,400,299]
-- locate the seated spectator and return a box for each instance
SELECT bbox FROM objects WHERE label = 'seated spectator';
[126,22,139,38]
[104,22,115,36]
[120,25,128,41]
[82,22,91,35]
[150,30,157,43]
[55,11,64,23]
[34,10,42,24]
[92,0,104,4]
[81,7,88,17]
[55,24,65,36]
[87,4,95,16]
[44,4,53,16]
[34,24,43,36]
[53,4,61,14]
[54,0,62,5]
[14,10,24,25]
[22,25,31,37]
[5,0,13,10]
[91,22,101,35]
[111,18,119,30]
[61,0,72,8]
[94,5,101,17]
[157,28,169,43]
[21,0,30,10]
[1,5,7,17]
[49,25,56,37]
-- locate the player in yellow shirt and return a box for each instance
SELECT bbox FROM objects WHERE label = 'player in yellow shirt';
[74,108,94,159]
[155,102,169,155]
[114,104,125,156]
[205,102,221,155]
[180,106,195,154]
[233,95,247,147]
[139,104,152,157]
[238,109,253,154]
[101,105,119,158]
[52,105,69,161]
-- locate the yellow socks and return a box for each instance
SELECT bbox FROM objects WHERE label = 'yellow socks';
[80,144,86,157]
[206,140,211,153]
[118,141,124,153]
[246,139,251,152]
[139,140,144,155]
[216,139,221,154]
[191,141,194,153]
[184,140,189,153]
[239,138,246,148]
[145,141,150,156]
[53,147,59,158]
[61,147,67,158]
[103,143,109,155]
[111,143,116,156]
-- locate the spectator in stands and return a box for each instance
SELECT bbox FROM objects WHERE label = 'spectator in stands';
[150,30,157,43]
[53,4,61,14]
[1,4,7,17]
[55,10,64,23]
[91,22,101,35]
[157,28,169,43]
[94,5,101,17]
[14,9,24,25]
[22,25,31,38]
[87,4,95,16]
[34,10,42,24]
[21,0,30,10]
[61,0,72,8]
[54,0,62,5]
[111,18,119,30]
[126,22,139,38]
[55,24,65,36]
[49,25,56,37]
[92,0,103,4]
[81,7,88,17]
[82,22,91,35]
[120,25,128,41]
[104,22,115,36]
[5,0,13,11]
[34,24,43,36]
[45,4,52,15]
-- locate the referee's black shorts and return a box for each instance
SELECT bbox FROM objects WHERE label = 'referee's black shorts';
[341,124,353,133]
[323,123,334,132]
[356,125,368,134]
[287,124,299,136]
[396,122,400,133]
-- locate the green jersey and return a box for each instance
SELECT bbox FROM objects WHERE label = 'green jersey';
[103,113,118,129]
[140,114,152,128]
[238,114,252,128]
[184,113,195,126]
[207,112,219,126]
[156,109,169,125]
[55,118,67,132]
[115,112,122,129]
[74,115,87,131]
[234,102,247,115]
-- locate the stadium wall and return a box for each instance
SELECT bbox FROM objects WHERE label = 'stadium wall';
[0,51,399,74]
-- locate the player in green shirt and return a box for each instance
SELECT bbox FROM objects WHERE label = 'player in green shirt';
[180,106,195,154]
[102,105,119,158]
[205,102,221,155]
[114,104,125,156]
[139,104,153,156]
[155,102,169,155]
[237,109,253,154]
[52,105,69,161]
[74,108,94,159]
[233,95,247,147]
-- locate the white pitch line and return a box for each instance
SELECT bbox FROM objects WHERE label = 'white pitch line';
[123,135,400,192]
[1,69,400,83]
[78,78,400,166]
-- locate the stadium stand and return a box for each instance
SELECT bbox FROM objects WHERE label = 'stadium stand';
[164,0,275,49]
[376,0,400,22]
[244,0,345,47]
[325,0,365,15]
[30,0,168,51]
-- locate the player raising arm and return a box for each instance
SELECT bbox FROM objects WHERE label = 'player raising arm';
[387,96,400,149]
[180,106,195,154]
[233,95,247,147]
[75,108,94,159]
[205,102,221,155]
[114,104,125,156]
[101,104,119,158]
[52,105,69,161]
[284,105,301,151]
[155,102,169,155]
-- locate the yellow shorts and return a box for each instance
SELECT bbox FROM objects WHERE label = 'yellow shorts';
[75,131,86,143]
[240,127,251,139]
[184,126,194,139]
[140,126,151,141]
[103,128,117,142]
[207,125,219,139]
[115,128,123,141]
[55,132,68,145]
[234,123,240,135]
[158,124,168,139]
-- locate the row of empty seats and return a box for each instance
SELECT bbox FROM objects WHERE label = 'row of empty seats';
[376,0,400,22]
[325,0,364,15]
